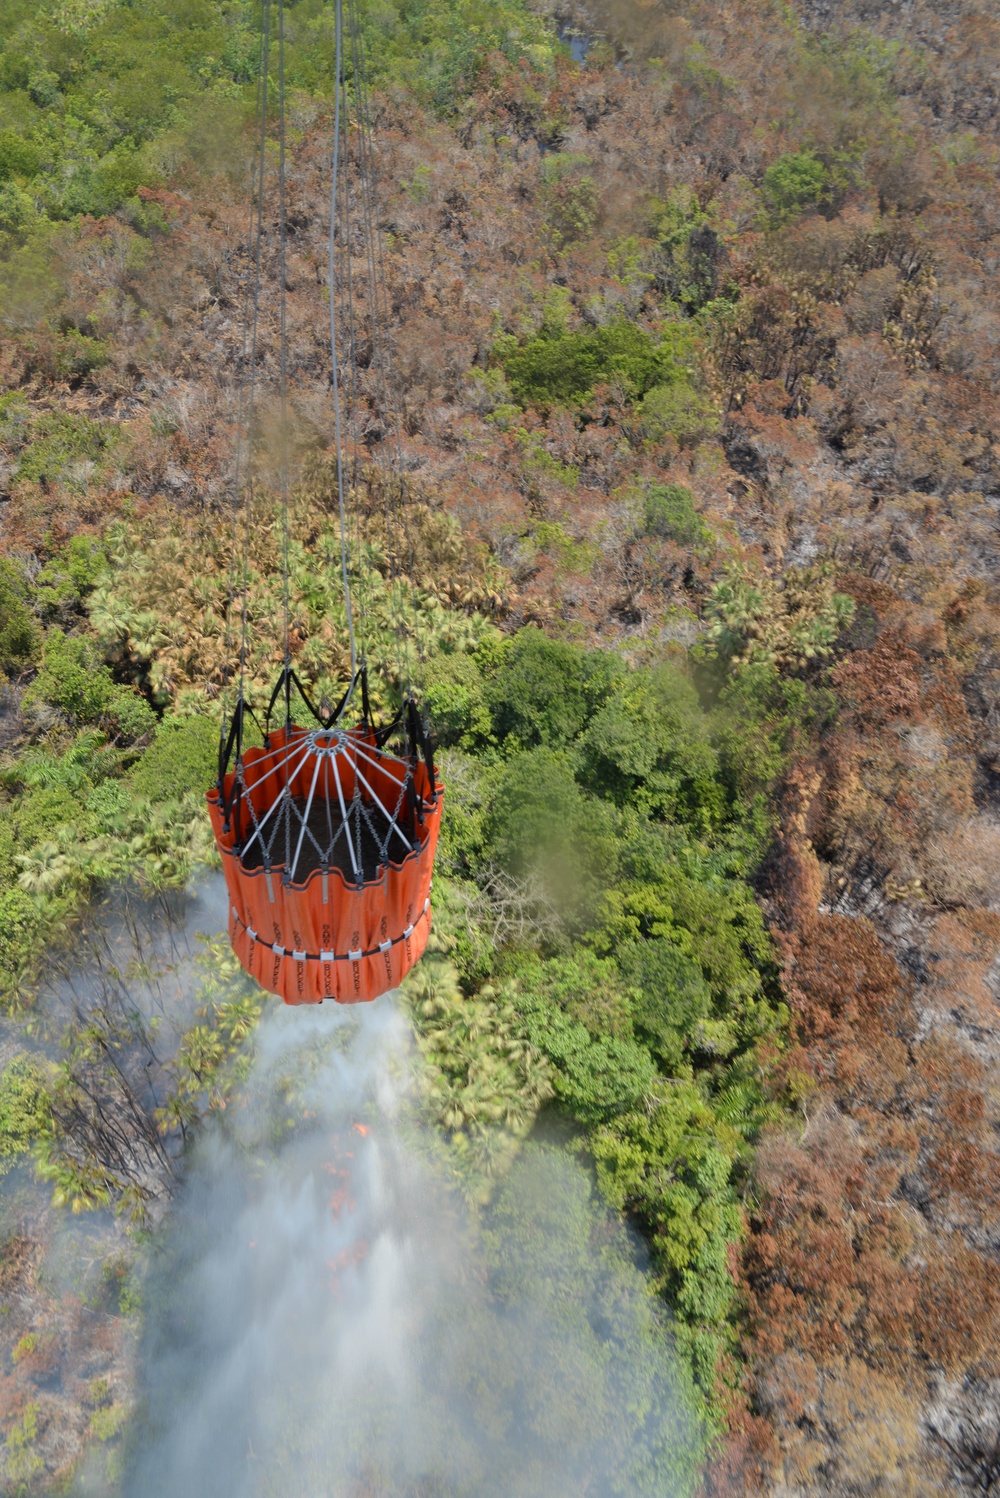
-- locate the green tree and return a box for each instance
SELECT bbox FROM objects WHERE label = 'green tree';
[761,150,831,224]
[485,627,620,748]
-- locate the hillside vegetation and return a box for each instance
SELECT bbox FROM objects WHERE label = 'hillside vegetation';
[0,0,998,1492]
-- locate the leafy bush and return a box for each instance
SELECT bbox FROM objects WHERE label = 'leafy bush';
[0,0,555,231]
[23,628,156,743]
[502,320,699,409]
[127,712,218,804]
[579,664,724,828]
[483,744,618,885]
[0,557,41,675]
[515,983,658,1124]
[12,783,91,846]
[639,381,718,447]
[0,128,40,181]
[13,410,118,491]
[35,534,108,616]
[617,940,713,1071]
[762,150,831,224]
[538,153,597,248]
[643,484,714,550]
[0,1054,50,1172]
[651,188,725,311]
[25,629,114,721]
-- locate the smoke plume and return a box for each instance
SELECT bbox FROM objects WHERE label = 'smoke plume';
[116,937,699,1497]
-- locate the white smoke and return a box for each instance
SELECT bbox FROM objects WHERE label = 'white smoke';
[105,919,700,1498]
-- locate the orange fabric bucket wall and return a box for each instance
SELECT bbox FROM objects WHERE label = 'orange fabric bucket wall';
[206,724,443,1005]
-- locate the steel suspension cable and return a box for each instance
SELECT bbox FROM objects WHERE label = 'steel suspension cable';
[345,0,416,711]
[277,0,291,735]
[335,36,368,676]
[329,0,358,685]
[237,0,274,718]
[220,19,270,750]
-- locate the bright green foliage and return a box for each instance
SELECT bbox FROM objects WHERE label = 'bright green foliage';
[483,746,618,906]
[592,1082,744,1393]
[12,410,119,491]
[0,1054,49,1172]
[644,484,713,550]
[651,187,725,311]
[485,626,621,748]
[761,150,831,224]
[0,557,41,675]
[513,977,658,1125]
[403,615,799,1413]
[0,0,553,246]
[616,940,713,1071]
[35,534,108,616]
[23,627,156,740]
[522,946,634,1036]
[11,782,93,847]
[710,663,835,816]
[128,714,218,804]
[25,629,111,721]
[639,381,719,447]
[421,651,492,748]
[480,1147,703,1495]
[407,953,554,1195]
[502,319,700,409]
[0,885,43,1002]
[2,1400,43,1489]
[579,664,724,828]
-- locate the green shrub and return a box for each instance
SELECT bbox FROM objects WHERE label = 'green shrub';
[53,329,110,380]
[651,188,724,311]
[502,321,696,409]
[515,984,658,1124]
[35,534,109,615]
[616,940,713,1072]
[579,665,724,828]
[0,179,36,239]
[761,150,831,224]
[538,153,598,248]
[25,630,116,722]
[85,779,132,832]
[523,947,634,1037]
[13,411,118,491]
[105,689,157,744]
[639,382,718,447]
[644,484,713,549]
[0,558,41,675]
[0,129,41,181]
[14,784,93,846]
[0,1054,49,1173]
[592,1081,743,1388]
[128,712,218,804]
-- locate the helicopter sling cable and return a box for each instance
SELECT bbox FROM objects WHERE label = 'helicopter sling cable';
[207,0,443,1006]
